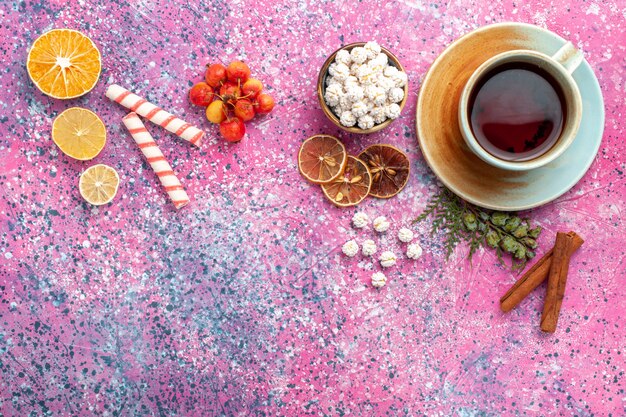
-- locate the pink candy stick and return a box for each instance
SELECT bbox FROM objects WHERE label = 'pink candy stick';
[122,113,190,209]
[107,84,204,147]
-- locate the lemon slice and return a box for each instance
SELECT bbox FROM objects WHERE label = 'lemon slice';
[79,164,119,205]
[52,107,106,160]
[27,29,101,99]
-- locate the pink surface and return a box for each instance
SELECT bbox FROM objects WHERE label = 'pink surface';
[1,0,625,415]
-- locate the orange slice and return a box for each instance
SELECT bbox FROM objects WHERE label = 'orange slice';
[52,107,106,160]
[298,134,348,184]
[321,156,372,207]
[27,29,101,99]
[358,144,410,198]
[79,164,119,206]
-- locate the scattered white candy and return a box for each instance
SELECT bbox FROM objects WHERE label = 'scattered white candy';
[372,271,387,288]
[342,240,359,257]
[350,47,368,64]
[335,49,352,65]
[387,87,405,104]
[365,85,386,105]
[379,251,397,268]
[386,103,401,119]
[407,242,423,260]
[352,212,369,228]
[356,65,375,85]
[358,114,375,130]
[340,111,356,127]
[362,239,377,256]
[373,216,390,232]
[344,75,359,86]
[398,228,414,243]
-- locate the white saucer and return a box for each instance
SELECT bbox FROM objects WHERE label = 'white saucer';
[416,23,605,211]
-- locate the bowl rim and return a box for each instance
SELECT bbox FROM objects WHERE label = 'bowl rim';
[317,42,408,134]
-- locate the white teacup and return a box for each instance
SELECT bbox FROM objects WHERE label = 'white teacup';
[458,42,583,171]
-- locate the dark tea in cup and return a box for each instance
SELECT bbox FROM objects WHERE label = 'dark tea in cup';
[458,43,583,171]
[468,62,566,161]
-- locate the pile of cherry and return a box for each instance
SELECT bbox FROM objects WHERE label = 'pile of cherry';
[189,61,275,142]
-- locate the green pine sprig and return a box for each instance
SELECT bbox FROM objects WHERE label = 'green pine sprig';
[413,187,542,271]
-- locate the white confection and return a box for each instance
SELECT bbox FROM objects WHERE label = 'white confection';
[335,49,352,66]
[367,59,386,76]
[332,106,345,117]
[340,111,357,127]
[376,75,395,92]
[342,240,359,257]
[386,103,401,119]
[358,114,375,130]
[383,66,399,78]
[344,75,359,87]
[350,47,368,64]
[356,65,375,85]
[387,87,405,103]
[379,251,397,268]
[391,71,408,88]
[365,85,385,104]
[352,212,369,228]
[326,76,341,87]
[339,95,352,110]
[350,63,361,75]
[362,239,377,256]
[372,53,388,66]
[364,41,382,59]
[345,84,365,102]
[373,216,390,232]
[369,107,387,124]
[398,228,414,243]
[351,100,369,118]
[371,271,387,288]
[330,63,350,82]
[324,83,344,107]
[407,242,423,260]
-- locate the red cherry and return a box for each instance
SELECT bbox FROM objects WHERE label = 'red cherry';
[219,117,246,142]
[226,61,251,83]
[219,81,241,100]
[189,82,214,107]
[242,78,263,98]
[255,93,275,114]
[234,99,255,122]
[205,63,227,88]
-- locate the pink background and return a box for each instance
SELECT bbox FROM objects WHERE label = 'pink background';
[1,0,625,415]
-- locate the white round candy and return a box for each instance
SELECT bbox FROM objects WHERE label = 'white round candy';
[340,111,356,127]
[358,114,375,130]
[388,87,405,103]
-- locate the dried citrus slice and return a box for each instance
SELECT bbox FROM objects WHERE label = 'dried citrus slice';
[321,156,372,207]
[358,144,410,199]
[79,164,119,206]
[27,29,101,99]
[52,107,106,160]
[298,134,348,184]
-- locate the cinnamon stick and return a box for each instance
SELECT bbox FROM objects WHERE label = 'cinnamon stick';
[500,231,583,312]
[540,232,574,333]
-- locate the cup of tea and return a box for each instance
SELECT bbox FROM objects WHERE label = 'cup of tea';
[458,42,583,171]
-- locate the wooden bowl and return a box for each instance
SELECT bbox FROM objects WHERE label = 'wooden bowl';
[317,42,408,134]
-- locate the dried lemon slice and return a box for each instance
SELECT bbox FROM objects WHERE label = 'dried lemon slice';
[298,134,348,184]
[27,29,101,99]
[358,144,410,198]
[321,156,372,207]
[52,107,106,160]
[79,164,119,206]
